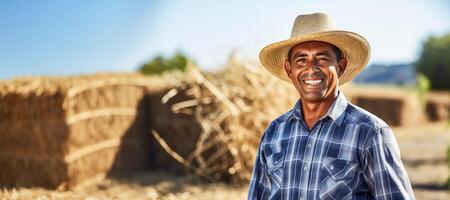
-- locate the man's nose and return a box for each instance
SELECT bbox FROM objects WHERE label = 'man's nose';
[304,65,320,73]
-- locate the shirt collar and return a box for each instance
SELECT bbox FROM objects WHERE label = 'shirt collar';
[289,91,348,126]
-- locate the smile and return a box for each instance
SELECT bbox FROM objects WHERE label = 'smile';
[303,79,323,86]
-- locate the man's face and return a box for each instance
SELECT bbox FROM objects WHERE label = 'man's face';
[284,41,347,103]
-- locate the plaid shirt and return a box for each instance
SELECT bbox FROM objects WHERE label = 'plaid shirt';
[248,92,414,200]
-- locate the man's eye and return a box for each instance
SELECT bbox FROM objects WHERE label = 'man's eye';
[295,58,306,63]
[318,57,329,61]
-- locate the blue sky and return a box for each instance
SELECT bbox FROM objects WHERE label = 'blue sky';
[1,0,449,79]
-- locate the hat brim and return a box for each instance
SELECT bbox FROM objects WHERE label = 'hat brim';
[259,30,370,85]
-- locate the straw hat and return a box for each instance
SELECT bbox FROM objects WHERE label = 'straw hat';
[259,12,370,85]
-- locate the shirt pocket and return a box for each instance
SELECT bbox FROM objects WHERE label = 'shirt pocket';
[319,157,358,200]
[263,144,285,188]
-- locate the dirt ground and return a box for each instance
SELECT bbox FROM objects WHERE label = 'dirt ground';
[1,122,449,200]
[393,122,449,200]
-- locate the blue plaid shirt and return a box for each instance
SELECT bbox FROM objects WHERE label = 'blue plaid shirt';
[248,92,414,200]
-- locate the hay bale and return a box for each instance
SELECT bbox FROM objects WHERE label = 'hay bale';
[0,73,179,189]
[341,85,424,127]
[425,91,450,122]
[353,96,404,126]
[0,87,70,189]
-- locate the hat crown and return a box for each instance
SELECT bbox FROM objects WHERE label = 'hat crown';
[290,13,336,38]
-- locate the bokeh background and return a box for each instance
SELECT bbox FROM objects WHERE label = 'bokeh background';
[1,0,449,199]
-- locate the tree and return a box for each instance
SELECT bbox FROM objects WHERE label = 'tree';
[139,52,188,75]
[416,33,450,90]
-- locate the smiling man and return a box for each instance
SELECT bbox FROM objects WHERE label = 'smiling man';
[248,13,414,200]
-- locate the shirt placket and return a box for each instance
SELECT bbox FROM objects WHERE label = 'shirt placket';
[299,121,323,200]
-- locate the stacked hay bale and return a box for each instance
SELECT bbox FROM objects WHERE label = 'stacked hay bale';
[0,79,69,189]
[425,91,450,122]
[0,73,177,189]
[341,85,424,127]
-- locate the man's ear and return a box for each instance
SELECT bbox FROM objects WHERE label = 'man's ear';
[284,60,292,78]
[337,57,347,77]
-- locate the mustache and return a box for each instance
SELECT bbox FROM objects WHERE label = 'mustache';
[300,70,327,79]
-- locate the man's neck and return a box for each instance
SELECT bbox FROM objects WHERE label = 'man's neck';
[300,91,338,130]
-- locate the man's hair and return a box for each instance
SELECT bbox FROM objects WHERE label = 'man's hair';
[287,43,343,62]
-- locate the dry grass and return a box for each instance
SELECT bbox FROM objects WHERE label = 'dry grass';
[149,60,298,185]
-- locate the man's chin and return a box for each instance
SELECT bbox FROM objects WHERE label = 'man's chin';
[299,94,326,103]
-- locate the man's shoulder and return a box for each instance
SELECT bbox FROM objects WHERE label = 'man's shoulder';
[344,103,389,131]
[261,109,293,139]
[272,109,294,125]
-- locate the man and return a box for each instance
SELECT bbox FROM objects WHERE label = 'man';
[248,13,414,200]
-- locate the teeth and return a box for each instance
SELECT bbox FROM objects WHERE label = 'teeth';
[304,79,323,85]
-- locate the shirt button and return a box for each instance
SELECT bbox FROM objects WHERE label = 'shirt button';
[307,144,312,148]
[330,165,334,170]
[303,166,308,171]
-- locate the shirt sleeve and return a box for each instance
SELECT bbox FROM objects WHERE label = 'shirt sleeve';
[247,132,272,199]
[361,127,415,200]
